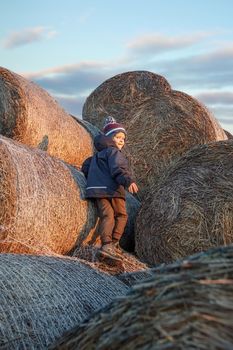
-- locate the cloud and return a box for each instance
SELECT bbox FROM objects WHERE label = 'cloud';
[23,61,110,95]
[20,32,233,130]
[145,45,233,92]
[54,95,85,117]
[195,91,233,105]
[126,32,212,56]
[3,26,57,49]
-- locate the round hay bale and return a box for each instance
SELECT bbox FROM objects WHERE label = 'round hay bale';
[135,139,233,265]
[0,135,97,254]
[0,253,128,349]
[126,91,226,197]
[82,71,226,197]
[0,136,138,256]
[50,245,233,350]
[82,70,171,128]
[0,66,94,168]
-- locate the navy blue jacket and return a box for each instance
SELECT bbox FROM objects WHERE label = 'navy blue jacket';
[81,134,134,199]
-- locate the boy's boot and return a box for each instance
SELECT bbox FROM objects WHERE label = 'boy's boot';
[101,242,121,259]
[112,239,123,254]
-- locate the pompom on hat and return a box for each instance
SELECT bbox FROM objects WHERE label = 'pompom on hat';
[103,116,126,137]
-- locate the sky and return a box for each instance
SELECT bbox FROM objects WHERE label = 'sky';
[1,0,233,133]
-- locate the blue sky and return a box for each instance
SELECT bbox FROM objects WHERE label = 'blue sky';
[1,0,233,133]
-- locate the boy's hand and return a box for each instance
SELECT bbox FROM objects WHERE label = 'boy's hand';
[128,182,139,194]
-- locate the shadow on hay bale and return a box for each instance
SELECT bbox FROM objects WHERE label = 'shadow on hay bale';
[82,71,226,197]
[50,245,233,350]
[0,66,94,168]
[0,254,128,349]
[0,136,139,256]
[135,139,233,265]
[71,115,101,140]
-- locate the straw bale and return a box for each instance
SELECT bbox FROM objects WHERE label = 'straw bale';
[50,245,233,350]
[0,66,94,168]
[82,70,171,128]
[0,136,139,256]
[136,139,233,265]
[0,135,97,254]
[0,253,128,349]
[82,71,226,197]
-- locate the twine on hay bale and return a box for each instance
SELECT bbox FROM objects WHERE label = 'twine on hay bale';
[0,253,128,349]
[0,136,139,256]
[82,71,227,197]
[135,139,233,265]
[50,245,233,350]
[0,66,94,168]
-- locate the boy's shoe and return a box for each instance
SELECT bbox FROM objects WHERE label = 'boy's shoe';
[96,250,125,270]
[101,242,121,259]
[113,241,123,254]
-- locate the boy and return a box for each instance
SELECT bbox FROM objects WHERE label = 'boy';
[81,116,138,259]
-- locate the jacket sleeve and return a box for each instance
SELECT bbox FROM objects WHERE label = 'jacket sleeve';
[81,157,92,178]
[107,148,134,188]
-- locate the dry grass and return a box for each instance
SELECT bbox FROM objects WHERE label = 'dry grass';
[135,140,233,265]
[0,66,94,168]
[50,244,233,350]
[0,253,128,349]
[82,71,226,198]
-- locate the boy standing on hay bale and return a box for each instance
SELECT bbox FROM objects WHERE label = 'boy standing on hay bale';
[82,116,138,260]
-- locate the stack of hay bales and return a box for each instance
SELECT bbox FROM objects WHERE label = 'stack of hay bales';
[0,135,139,257]
[0,67,148,348]
[50,245,233,350]
[135,140,233,265]
[0,254,129,349]
[82,71,226,197]
[0,66,94,168]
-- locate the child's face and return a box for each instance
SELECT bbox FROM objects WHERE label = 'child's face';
[112,132,125,150]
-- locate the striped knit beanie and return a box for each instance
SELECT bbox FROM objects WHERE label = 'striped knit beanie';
[103,116,126,137]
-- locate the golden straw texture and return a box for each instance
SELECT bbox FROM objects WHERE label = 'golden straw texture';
[136,140,233,265]
[0,66,94,168]
[0,136,97,255]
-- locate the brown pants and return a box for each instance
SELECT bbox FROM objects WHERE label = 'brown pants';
[96,198,128,245]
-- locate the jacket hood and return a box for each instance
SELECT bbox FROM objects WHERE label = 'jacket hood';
[94,134,117,151]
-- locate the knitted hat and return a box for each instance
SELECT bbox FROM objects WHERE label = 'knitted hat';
[103,116,126,137]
